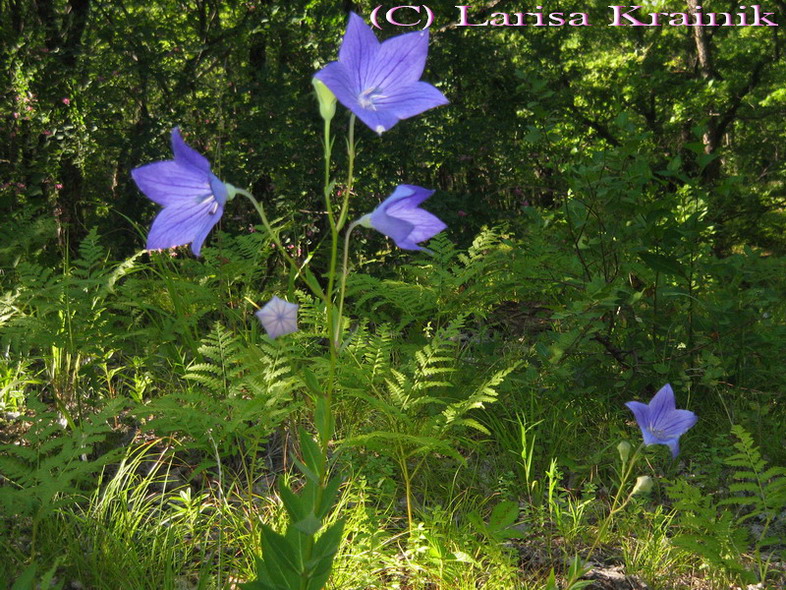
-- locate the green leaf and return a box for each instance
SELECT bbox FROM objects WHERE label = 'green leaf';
[489,500,519,531]
[305,519,345,590]
[293,511,323,536]
[11,563,38,590]
[279,482,307,522]
[316,475,342,519]
[260,524,302,583]
[299,428,325,481]
[638,251,686,277]
[314,395,334,447]
[302,367,322,398]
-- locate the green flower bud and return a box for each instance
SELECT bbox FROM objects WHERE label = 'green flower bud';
[312,78,336,122]
[632,475,653,495]
[617,440,631,463]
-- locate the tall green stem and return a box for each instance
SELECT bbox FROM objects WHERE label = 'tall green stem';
[335,220,360,350]
[235,188,326,303]
[586,444,644,560]
[337,114,356,231]
[325,113,358,396]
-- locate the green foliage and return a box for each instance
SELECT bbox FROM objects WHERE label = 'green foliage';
[10,561,64,590]
[722,425,786,528]
[349,228,518,331]
[543,556,593,590]
[668,477,755,585]
[339,316,517,526]
[0,398,125,518]
[138,322,300,473]
[242,429,344,590]
[668,425,786,586]
[1,229,144,410]
[47,441,223,590]
[468,499,524,544]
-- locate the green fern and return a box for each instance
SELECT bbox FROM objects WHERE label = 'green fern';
[667,477,755,585]
[667,425,786,585]
[185,322,247,397]
[1,229,144,411]
[0,398,125,518]
[341,318,515,498]
[347,228,518,332]
[139,323,301,473]
[720,425,786,554]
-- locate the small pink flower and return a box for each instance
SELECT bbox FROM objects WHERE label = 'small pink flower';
[13,112,19,119]
[457,210,467,217]
[62,98,70,105]
[43,130,52,136]
[55,183,64,190]
[26,106,33,112]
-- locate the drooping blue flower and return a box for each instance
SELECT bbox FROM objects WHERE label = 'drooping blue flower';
[314,12,448,134]
[358,184,446,251]
[625,384,697,458]
[132,128,231,256]
[256,296,299,339]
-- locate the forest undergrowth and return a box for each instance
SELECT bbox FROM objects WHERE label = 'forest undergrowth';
[1,215,785,589]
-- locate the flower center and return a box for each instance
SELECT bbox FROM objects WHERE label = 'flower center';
[358,87,384,110]
[647,425,667,439]
[198,193,219,215]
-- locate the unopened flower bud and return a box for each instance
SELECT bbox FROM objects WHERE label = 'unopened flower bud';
[312,78,336,122]
[632,475,653,495]
[617,441,631,463]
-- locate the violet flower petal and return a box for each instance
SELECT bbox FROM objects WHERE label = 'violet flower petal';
[315,12,448,134]
[365,28,429,89]
[376,81,452,120]
[256,296,299,339]
[131,161,213,207]
[131,128,227,256]
[146,199,223,257]
[625,383,697,458]
[338,12,380,71]
[171,126,212,173]
[366,185,446,251]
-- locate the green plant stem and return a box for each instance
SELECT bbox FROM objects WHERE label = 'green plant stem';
[235,188,326,303]
[323,116,334,218]
[337,114,356,231]
[586,444,644,561]
[325,113,358,396]
[335,220,360,350]
[399,444,414,532]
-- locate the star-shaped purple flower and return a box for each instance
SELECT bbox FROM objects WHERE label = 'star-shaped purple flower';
[314,12,448,134]
[625,384,698,458]
[131,128,230,256]
[256,296,299,339]
[358,184,446,251]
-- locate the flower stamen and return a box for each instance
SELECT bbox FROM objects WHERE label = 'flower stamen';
[358,87,384,110]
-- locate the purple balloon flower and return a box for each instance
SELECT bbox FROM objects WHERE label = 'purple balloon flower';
[358,184,446,251]
[131,128,230,256]
[625,384,698,458]
[256,296,299,339]
[314,12,448,134]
